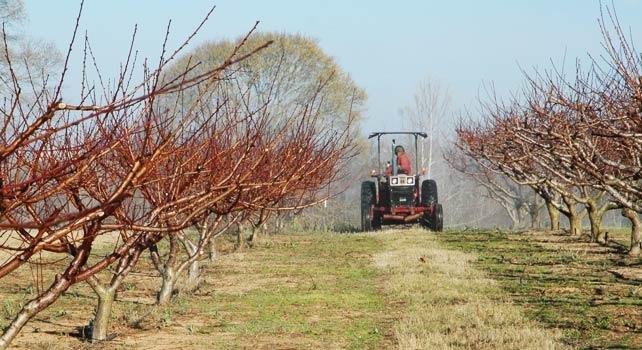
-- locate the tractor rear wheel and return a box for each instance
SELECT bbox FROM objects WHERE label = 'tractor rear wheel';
[421,180,438,230]
[431,203,444,232]
[421,179,438,206]
[361,181,376,232]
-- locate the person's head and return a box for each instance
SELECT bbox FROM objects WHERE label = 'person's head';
[395,145,405,155]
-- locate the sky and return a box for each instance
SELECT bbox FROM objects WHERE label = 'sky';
[23,1,642,134]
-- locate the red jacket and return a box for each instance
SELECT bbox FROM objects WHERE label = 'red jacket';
[385,152,412,175]
[397,152,412,175]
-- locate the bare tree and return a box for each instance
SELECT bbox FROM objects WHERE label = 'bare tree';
[451,3,642,252]
[0,0,62,95]
[0,4,285,347]
[162,32,368,232]
[0,18,361,348]
[403,76,450,178]
[444,146,540,230]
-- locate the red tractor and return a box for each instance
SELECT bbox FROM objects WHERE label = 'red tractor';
[361,131,443,231]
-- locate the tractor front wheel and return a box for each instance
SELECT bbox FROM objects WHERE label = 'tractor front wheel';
[361,181,376,232]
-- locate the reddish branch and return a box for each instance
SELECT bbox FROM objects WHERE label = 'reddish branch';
[452,4,639,244]
[0,2,359,347]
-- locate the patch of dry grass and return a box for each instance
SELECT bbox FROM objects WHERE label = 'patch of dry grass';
[374,229,570,350]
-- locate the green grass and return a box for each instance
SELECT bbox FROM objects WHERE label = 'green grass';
[433,228,642,349]
[5,228,641,349]
[195,233,387,349]
[0,232,389,349]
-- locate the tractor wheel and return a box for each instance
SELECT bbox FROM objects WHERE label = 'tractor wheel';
[421,179,438,206]
[360,181,376,232]
[421,180,438,230]
[431,203,444,232]
[372,211,382,230]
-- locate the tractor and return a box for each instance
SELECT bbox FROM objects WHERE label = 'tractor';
[360,131,443,232]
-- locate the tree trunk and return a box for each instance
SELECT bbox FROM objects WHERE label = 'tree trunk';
[0,274,71,349]
[185,259,200,292]
[91,286,117,342]
[570,217,583,236]
[150,233,180,305]
[528,204,538,230]
[208,238,217,261]
[235,230,242,250]
[504,204,521,230]
[585,199,605,243]
[87,245,144,342]
[0,234,96,349]
[586,206,602,242]
[157,267,177,305]
[568,213,583,236]
[247,224,263,247]
[528,195,544,229]
[562,196,584,236]
[622,208,642,256]
[545,201,560,231]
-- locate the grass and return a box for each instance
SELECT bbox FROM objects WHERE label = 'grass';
[183,233,388,349]
[374,229,567,350]
[434,228,642,349]
[5,227,640,349]
[3,232,391,349]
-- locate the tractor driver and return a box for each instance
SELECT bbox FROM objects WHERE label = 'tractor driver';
[385,145,412,175]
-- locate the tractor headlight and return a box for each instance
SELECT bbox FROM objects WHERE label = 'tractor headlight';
[391,177,398,185]
[407,177,414,185]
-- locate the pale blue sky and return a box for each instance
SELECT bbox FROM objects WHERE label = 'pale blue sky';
[24,1,642,133]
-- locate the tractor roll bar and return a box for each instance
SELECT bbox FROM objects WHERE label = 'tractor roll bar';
[368,131,428,175]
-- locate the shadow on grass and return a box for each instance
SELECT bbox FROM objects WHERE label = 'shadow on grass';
[433,229,642,350]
